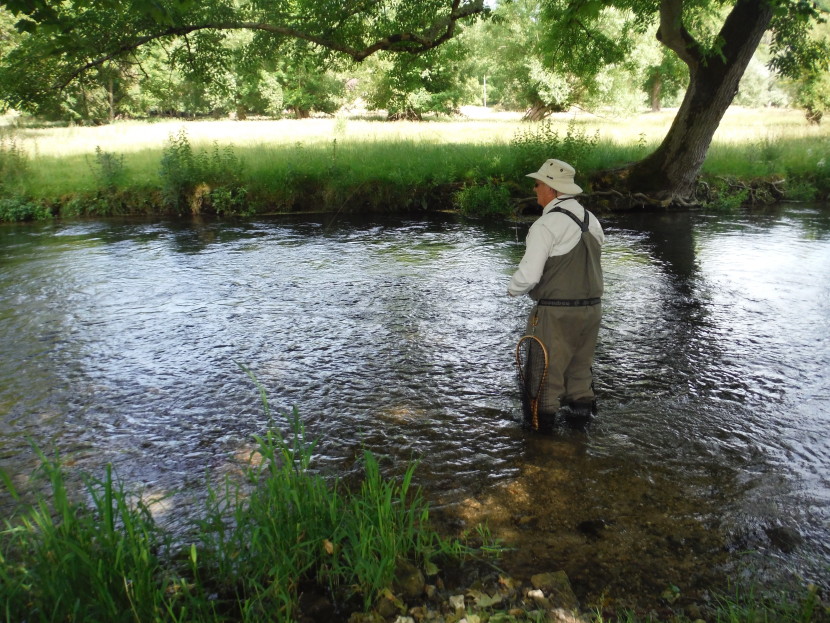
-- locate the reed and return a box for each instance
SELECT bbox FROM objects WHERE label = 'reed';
[0,376,476,622]
[0,449,168,622]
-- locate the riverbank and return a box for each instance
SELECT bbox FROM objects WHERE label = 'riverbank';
[1,107,828,222]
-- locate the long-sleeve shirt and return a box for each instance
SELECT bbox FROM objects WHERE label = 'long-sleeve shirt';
[508,196,605,297]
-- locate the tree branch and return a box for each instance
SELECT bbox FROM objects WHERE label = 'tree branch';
[656,0,702,68]
[54,0,485,89]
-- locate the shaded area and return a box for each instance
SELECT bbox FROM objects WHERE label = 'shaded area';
[444,435,732,613]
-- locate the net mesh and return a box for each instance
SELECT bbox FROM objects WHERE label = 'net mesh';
[515,335,548,430]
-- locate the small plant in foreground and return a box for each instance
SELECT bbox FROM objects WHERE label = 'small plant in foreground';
[0,367,480,622]
[712,582,828,623]
[0,448,167,622]
[194,365,474,617]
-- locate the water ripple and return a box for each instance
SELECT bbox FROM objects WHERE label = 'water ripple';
[1,207,829,591]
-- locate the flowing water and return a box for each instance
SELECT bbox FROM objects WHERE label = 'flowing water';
[1,204,829,610]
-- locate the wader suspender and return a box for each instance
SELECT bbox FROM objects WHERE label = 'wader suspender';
[550,206,590,232]
[536,207,600,307]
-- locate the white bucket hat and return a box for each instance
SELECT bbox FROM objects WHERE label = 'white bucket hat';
[526,159,583,195]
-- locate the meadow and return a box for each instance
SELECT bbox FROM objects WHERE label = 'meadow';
[1,105,829,220]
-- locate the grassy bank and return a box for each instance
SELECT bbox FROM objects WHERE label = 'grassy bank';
[1,108,829,222]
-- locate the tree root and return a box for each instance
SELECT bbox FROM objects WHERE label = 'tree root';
[510,176,791,217]
[707,176,786,205]
[588,189,700,210]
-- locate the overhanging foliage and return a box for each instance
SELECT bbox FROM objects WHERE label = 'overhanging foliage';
[0,0,487,98]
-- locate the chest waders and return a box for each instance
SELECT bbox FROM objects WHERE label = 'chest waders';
[516,205,603,430]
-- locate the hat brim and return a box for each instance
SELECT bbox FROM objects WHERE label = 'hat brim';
[526,172,583,195]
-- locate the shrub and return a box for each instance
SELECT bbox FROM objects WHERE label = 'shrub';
[510,118,599,176]
[0,134,30,195]
[89,146,127,190]
[706,183,750,211]
[782,177,818,201]
[453,181,513,218]
[210,186,253,217]
[0,196,51,221]
[159,129,246,215]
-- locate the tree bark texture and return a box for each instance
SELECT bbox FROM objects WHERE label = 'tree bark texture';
[625,0,775,201]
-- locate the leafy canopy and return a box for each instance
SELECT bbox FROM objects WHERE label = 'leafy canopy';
[0,0,488,115]
[535,0,827,79]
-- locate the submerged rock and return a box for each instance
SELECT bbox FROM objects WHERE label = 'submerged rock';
[530,571,580,610]
[394,559,427,599]
[764,525,802,553]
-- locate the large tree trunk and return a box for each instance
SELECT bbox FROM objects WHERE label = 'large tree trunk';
[623,0,775,203]
[523,101,554,121]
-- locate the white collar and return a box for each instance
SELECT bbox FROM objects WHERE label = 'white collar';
[543,196,575,214]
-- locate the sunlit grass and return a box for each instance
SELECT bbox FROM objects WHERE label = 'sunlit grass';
[2,106,828,221]
[10,114,525,159]
[9,107,828,160]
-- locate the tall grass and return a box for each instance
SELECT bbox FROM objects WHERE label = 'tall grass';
[0,378,477,622]
[1,108,829,221]
[0,449,167,622]
[591,584,826,623]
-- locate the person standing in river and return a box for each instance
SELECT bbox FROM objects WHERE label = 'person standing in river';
[508,159,604,428]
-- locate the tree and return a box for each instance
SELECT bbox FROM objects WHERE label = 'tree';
[538,0,828,202]
[458,0,583,119]
[788,3,830,122]
[460,2,682,115]
[793,65,830,122]
[275,58,344,119]
[361,39,475,119]
[642,48,688,111]
[0,0,487,111]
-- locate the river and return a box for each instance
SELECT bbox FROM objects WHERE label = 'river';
[1,204,828,611]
